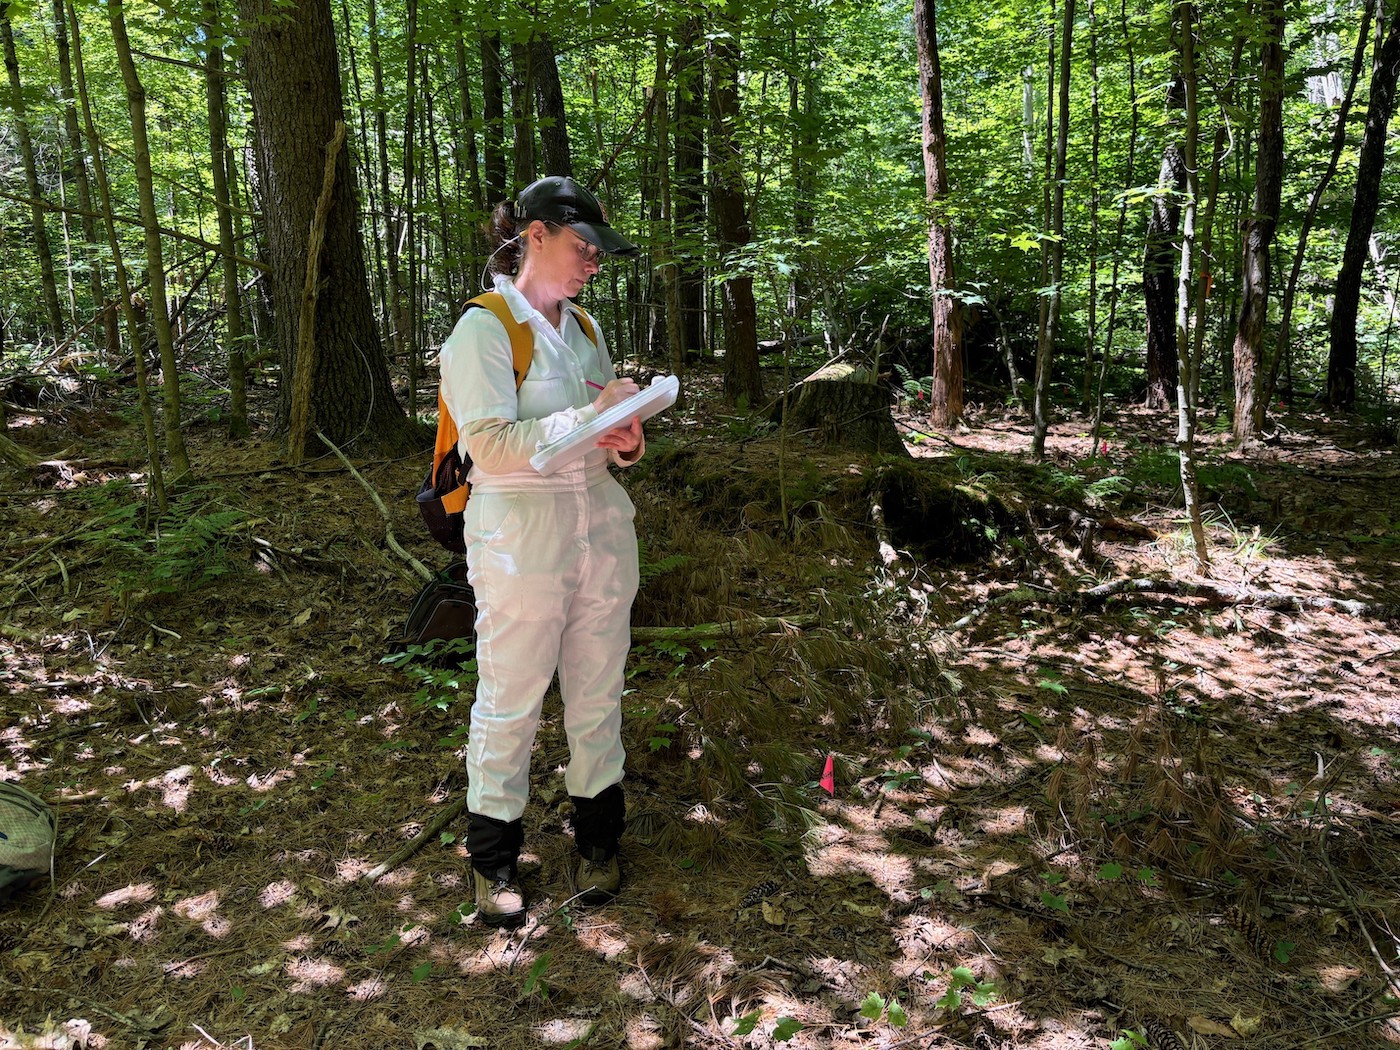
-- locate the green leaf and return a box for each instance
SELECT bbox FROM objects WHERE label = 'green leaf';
[1110,1032,1148,1050]
[970,982,1000,1007]
[1040,891,1069,913]
[523,953,552,997]
[935,986,963,1011]
[773,1017,804,1041]
[1097,862,1124,880]
[859,992,886,1019]
[730,1011,762,1036]
[887,1001,908,1027]
[1273,940,1296,964]
[411,962,432,982]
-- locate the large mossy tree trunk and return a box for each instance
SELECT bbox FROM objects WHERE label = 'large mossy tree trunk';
[776,364,908,457]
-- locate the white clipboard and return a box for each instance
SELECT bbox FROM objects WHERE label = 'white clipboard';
[529,374,680,476]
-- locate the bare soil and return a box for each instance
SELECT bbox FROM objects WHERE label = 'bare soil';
[2,376,1398,1050]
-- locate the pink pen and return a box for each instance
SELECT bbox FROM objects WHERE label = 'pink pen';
[585,380,605,391]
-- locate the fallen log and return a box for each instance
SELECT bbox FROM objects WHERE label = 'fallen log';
[630,614,818,644]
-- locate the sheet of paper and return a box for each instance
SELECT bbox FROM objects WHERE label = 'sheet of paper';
[529,374,680,475]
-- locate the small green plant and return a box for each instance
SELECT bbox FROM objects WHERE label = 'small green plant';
[935,966,1000,1011]
[1110,1031,1147,1050]
[859,991,909,1028]
[646,723,678,752]
[522,953,553,999]
[1273,940,1296,964]
[1039,871,1069,912]
[772,1017,804,1042]
[730,1012,762,1036]
[380,640,477,718]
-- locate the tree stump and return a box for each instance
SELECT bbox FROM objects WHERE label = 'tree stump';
[775,363,909,457]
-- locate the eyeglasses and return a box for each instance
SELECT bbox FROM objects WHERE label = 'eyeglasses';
[549,223,606,266]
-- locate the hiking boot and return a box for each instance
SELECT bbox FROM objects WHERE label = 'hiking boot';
[573,852,621,904]
[473,869,526,928]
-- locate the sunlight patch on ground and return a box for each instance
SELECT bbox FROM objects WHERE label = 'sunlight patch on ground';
[535,1018,593,1043]
[346,977,388,1000]
[804,841,913,897]
[574,920,629,959]
[96,883,155,909]
[333,857,375,881]
[260,880,298,908]
[127,905,163,941]
[285,955,345,991]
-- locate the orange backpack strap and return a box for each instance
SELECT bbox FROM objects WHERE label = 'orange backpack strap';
[433,292,534,515]
[570,304,598,347]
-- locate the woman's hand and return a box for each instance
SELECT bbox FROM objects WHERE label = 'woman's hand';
[591,377,639,412]
[596,415,643,457]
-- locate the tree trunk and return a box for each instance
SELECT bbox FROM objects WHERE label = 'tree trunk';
[203,0,249,439]
[1328,0,1400,409]
[237,0,414,455]
[510,37,536,186]
[533,33,571,177]
[109,0,190,476]
[1144,78,1186,409]
[481,30,507,204]
[366,0,404,367]
[453,12,485,288]
[1032,0,1074,457]
[777,365,908,457]
[50,0,112,357]
[1270,0,1375,409]
[1231,0,1284,443]
[674,16,705,362]
[403,0,419,421]
[66,0,166,510]
[708,12,761,405]
[1,8,67,346]
[1173,5,1209,570]
[914,0,962,429]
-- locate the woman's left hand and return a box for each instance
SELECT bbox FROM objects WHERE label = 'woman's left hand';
[596,415,642,456]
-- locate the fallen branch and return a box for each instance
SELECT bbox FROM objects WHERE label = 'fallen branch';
[315,428,433,583]
[361,795,468,883]
[946,577,1400,634]
[630,615,818,644]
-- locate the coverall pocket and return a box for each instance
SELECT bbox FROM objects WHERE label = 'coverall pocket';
[464,492,521,544]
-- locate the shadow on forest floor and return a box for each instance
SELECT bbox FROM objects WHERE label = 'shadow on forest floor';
[2,378,1398,1049]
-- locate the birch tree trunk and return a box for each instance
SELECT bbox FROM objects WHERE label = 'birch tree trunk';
[1144,77,1186,410]
[109,0,190,476]
[1174,5,1209,570]
[914,0,962,428]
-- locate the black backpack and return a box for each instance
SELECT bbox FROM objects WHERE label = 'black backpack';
[395,562,478,660]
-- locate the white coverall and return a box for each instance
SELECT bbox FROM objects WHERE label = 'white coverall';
[438,275,641,826]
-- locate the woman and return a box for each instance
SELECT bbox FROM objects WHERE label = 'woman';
[438,175,644,929]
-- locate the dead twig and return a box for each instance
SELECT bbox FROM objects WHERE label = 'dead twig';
[315,428,433,584]
[361,795,468,883]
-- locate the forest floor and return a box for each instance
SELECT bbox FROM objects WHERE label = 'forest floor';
[2,367,1399,1050]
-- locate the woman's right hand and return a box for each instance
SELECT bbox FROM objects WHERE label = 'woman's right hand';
[592,377,639,412]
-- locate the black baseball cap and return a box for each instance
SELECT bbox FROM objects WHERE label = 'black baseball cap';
[515,176,641,258]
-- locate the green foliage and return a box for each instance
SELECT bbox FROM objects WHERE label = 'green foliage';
[522,954,553,999]
[1110,1031,1148,1050]
[772,1017,804,1042]
[90,484,248,602]
[934,966,1000,1011]
[859,991,909,1028]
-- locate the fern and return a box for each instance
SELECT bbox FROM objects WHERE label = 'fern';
[637,539,695,588]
